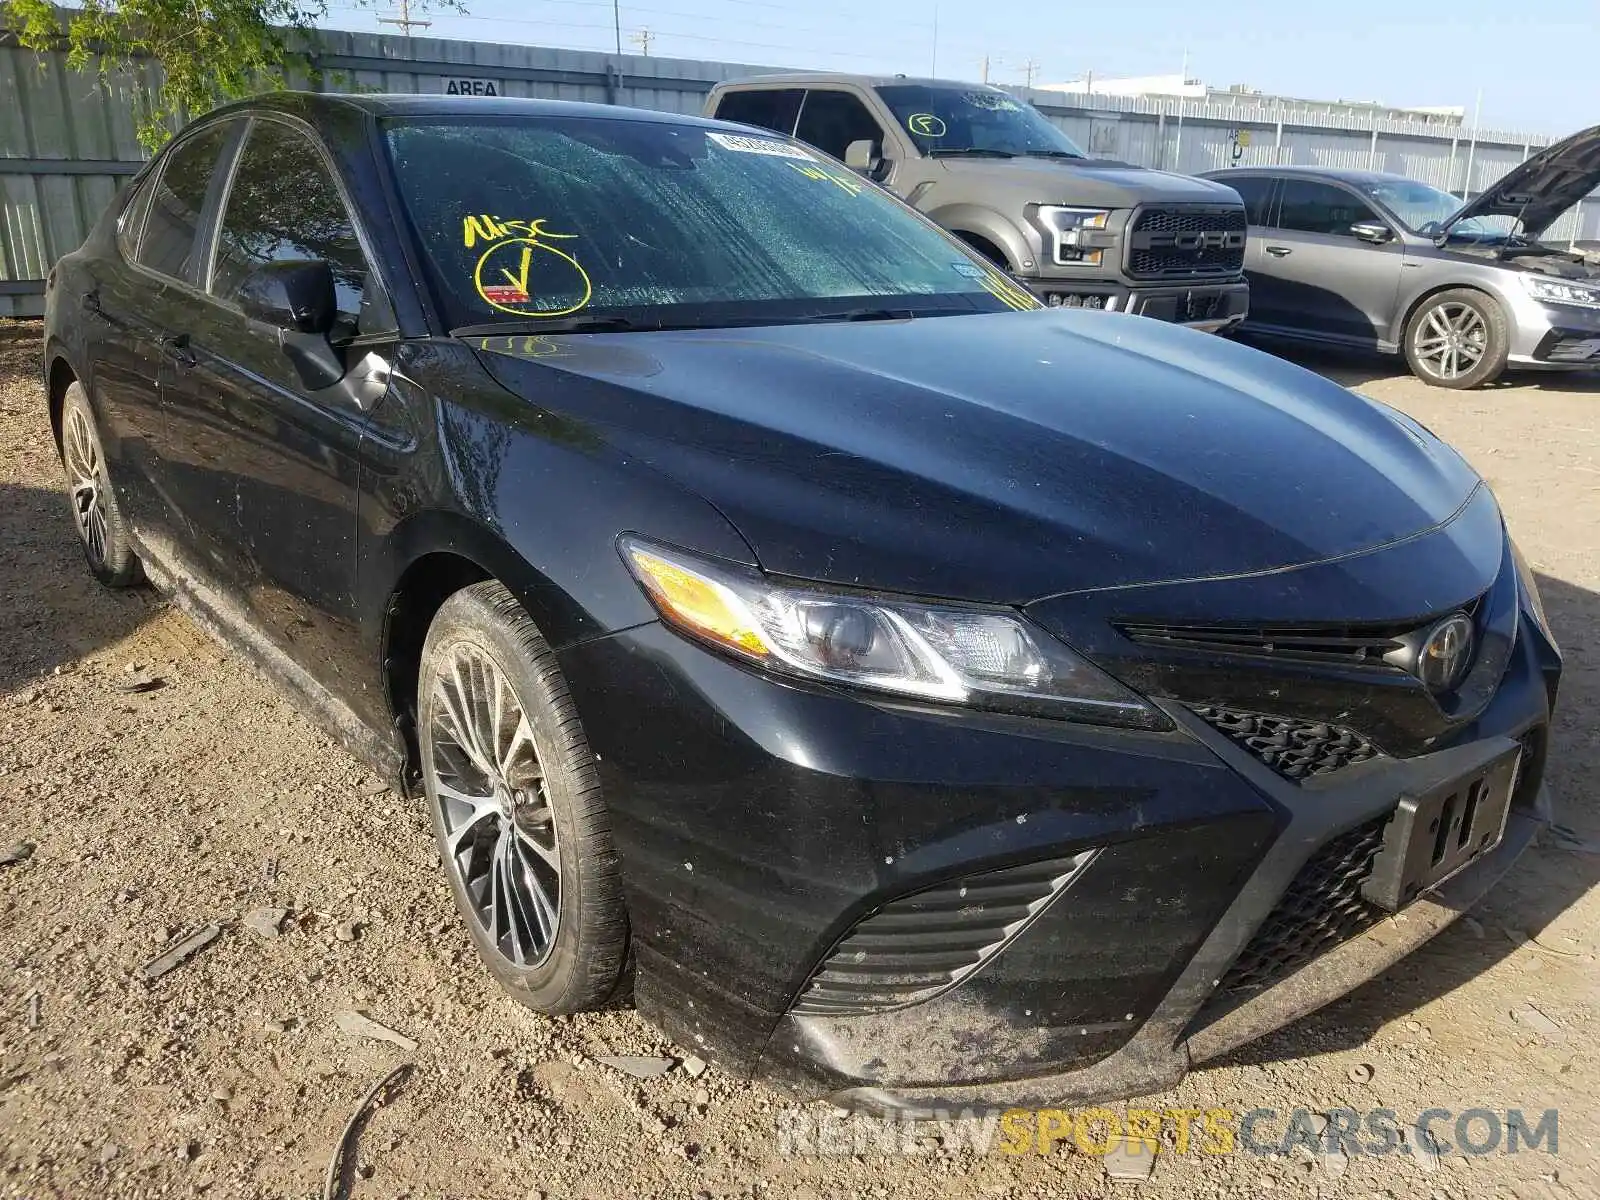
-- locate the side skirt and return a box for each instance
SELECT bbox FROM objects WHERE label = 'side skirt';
[131,526,410,792]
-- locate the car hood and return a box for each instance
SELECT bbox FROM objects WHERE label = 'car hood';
[471,310,1482,605]
[1444,123,1600,238]
[936,157,1244,207]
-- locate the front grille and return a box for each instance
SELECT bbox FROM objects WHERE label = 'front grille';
[1192,706,1382,780]
[1126,205,1247,280]
[792,851,1095,1016]
[1216,816,1389,996]
[1122,621,1407,668]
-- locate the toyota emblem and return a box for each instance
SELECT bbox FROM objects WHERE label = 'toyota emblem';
[1418,612,1476,695]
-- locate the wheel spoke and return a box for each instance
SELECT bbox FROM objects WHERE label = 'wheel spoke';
[1426,311,1451,340]
[501,714,539,781]
[437,781,500,858]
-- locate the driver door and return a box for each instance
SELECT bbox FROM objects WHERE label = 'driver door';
[170,115,397,692]
[1254,178,1406,346]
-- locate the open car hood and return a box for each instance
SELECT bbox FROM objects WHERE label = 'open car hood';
[1442,123,1600,239]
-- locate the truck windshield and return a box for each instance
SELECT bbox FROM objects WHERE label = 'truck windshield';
[1352,177,1519,242]
[383,115,1037,331]
[875,85,1086,159]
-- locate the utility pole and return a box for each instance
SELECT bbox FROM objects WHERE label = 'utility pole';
[630,27,654,57]
[613,0,622,55]
[377,0,430,37]
[1018,58,1040,90]
[978,55,993,84]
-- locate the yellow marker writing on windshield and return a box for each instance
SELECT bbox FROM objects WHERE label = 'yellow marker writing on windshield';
[464,214,593,317]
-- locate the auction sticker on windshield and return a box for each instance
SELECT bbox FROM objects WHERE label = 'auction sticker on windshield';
[708,132,815,160]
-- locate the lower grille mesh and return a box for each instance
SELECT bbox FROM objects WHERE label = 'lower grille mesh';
[1216,816,1388,996]
[1192,705,1382,780]
[793,851,1095,1016]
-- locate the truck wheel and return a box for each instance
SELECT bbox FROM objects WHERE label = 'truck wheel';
[418,581,629,1014]
[60,382,142,587]
[1403,289,1509,390]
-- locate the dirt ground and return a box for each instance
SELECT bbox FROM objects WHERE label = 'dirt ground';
[0,316,1595,1200]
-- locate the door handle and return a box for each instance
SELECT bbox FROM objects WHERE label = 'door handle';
[159,332,197,369]
[1264,246,1293,258]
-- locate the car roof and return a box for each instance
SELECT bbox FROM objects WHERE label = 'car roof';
[1202,165,1418,186]
[199,91,734,131]
[715,72,1002,91]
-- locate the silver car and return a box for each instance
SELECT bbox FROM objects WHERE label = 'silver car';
[1203,126,1600,389]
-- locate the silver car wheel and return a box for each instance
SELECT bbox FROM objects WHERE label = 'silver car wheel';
[1412,301,1487,382]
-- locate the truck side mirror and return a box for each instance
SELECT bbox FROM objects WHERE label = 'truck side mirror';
[844,139,885,179]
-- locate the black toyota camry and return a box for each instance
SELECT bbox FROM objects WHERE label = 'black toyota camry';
[43,93,1560,1111]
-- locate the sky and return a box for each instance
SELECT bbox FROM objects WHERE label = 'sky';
[319,0,1592,136]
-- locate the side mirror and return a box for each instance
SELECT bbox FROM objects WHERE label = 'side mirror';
[844,138,885,179]
[237,260,345,390]
[1351,220,1394,245]
[237,260,338,335]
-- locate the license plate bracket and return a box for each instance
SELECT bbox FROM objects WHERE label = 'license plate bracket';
[1360,748,1521,911]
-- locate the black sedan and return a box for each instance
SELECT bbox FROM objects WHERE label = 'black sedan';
[43,93,1560,1111]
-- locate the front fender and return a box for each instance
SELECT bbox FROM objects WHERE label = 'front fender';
[921,202,1038,273]
[354,339,759,719]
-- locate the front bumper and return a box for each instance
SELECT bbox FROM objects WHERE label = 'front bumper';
[1505,287,1600,366]
[555,541,1558,1111]
[1020,276,1249,332]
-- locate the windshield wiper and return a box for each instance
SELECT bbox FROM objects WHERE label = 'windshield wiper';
[795,306,978,324]
[452,315,647,336]
[927,147,1016,159]
[1021,150,1085,160]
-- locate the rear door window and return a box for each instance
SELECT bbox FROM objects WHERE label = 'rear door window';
[795,90,887,160]
[713,89,804,136]
[135,123,233,282]
[1276,179,1382,237]
[1225,175,1277,226]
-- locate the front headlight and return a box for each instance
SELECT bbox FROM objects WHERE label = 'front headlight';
[620,537,1165,729]
[1510,538,1556,648]
[1039,206,1112,267]
[1520,273,1600,310]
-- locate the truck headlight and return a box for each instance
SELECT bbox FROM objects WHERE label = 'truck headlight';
[620,536,1166,729]
[1520,273,1600,310]
[1039,206,1112,267]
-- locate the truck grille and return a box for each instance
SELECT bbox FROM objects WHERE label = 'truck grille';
[1191,706,1383,781]
[1215,816,1388,996]
[792,851,1096,1016]
[1126,205,1247,280]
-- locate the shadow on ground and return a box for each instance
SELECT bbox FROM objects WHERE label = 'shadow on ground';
[0,483,159,694]
[1203,570,1597,1072]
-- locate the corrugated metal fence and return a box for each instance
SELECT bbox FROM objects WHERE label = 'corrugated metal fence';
[3,27,1595,316]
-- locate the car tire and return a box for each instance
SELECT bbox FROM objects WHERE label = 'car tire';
[59,382,142,587]
[418,581,629,1014]
[1402,289,1510,390]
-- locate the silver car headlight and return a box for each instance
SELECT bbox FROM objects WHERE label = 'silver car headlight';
[1520,273,1600,310]
[620,537,1165,729]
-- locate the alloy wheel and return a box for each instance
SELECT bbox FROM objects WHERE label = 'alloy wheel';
[1413,302,1487,382]
[425,641,562,967]
[63,406,110,567]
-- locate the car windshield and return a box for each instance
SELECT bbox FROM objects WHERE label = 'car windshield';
[382,115,1037,331]
[1352,177,1520,241]
[874,84,1086,159]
